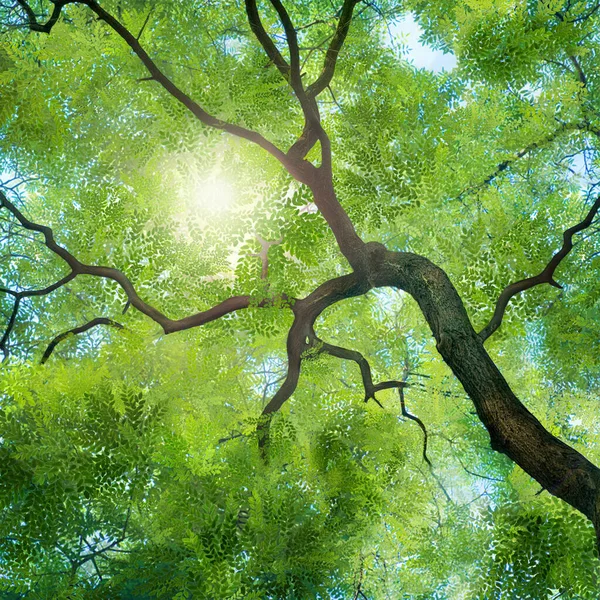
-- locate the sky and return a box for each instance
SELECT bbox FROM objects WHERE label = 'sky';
[390,14,457,73]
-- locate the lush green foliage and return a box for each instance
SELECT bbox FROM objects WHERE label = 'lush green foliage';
[1,0,600,597]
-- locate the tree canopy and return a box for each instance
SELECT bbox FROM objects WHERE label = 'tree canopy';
[1,0,600,597]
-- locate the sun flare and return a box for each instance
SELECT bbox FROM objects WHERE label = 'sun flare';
[194,177,235,213]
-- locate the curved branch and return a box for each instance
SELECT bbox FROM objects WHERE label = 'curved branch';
[479,194,600,341]
[244,0,325,164]
[401,383,451,501]
[21,0,313,182]
[0,192,80,270]
[16,0,67,33]
[0,192,284,339]
[289,0,363,162]
[318,339,406,407]
[399,387,431,466]
[256,317,306,460]
[0,297,19,361]
[22,1,358,267]
[257,271,370,458]
[307,177,367,272]
[374,248,600,539]
[244,0,316,120]
[244,0,292,84]
[41,317,123,364]
[244,0,361,162]
[0,273,77,361]
[267,0,302,91]
[306,0,361,99]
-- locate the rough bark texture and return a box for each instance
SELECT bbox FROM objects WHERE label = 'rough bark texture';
[374,249,600,543]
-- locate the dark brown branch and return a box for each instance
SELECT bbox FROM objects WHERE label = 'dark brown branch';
[23,1,358,268]
[136,8,152,41]
[307,176,368,272]
[267,0,302,92]
[245,0,361,162]
[21,0,311,181]
[288,0,363,162]
[257,272,369,458]
[286,123,321,161]
[244,0,325,164]
[0,191,286,340]
[0,297,19,361]
[16,0,67,33]
[479,194,600,341]
[256,266,400,459]
[399,387,431,465]
[375,248,600,538]
[0,192,80,270]
[15,0,600,553]
[568,2,600,23]
[40,317,123,364]
[305,0,361,99]
[0,272,77,361]
[217,431,245,445]
[317,339,406,407]
[569,55,587,87]
[257,315,307,459]
[81,0,303,172]
[244,0,292,83]
[245,0,319,123]
[455,454,504,483]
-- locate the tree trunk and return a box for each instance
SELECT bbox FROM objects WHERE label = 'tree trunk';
[371,245,600,545]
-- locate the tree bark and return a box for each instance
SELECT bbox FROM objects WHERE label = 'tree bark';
[371,246,600,546]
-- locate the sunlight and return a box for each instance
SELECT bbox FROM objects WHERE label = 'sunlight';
[194,177,235,213]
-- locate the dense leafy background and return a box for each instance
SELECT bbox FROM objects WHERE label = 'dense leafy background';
[1,0,600,597]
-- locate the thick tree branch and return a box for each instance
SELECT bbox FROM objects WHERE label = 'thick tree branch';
[569,55,588,87]
[258,246,600,531]
[244,0,292,84]
[373,248,600,545]
[479,194,600,341]
[256,328,304,460]
[307,177,368,272]
[267,0,302,92]
[257,271,369,457]
[289,0,363,162]
[40,317,124,364]
[244,0,317,125]
[244,0,331,167]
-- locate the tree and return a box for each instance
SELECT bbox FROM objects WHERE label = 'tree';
[1,0,600,597]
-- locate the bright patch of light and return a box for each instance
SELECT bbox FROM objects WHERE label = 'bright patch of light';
[389,15,457,73]
[194,177,235,213]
